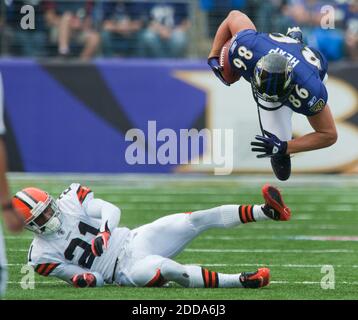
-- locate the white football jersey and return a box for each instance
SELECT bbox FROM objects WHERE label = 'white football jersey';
[27,183,130,284]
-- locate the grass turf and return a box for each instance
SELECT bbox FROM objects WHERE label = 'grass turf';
[3,175,358,300]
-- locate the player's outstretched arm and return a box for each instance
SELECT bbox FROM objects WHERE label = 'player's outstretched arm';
[32,262,105,288]
[208,10,256,59]
[287,105,338,154]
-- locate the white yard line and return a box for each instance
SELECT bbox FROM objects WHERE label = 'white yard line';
[201,235,358,241]
[200,263,335,268]
[184,248,354,253]
[6,280,358,286]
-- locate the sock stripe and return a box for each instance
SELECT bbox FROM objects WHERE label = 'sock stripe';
[201,268,219,288]
[244,205,250,222]
[239,205,248,223]
[201,268,205,286]
[211,271,219,288]
[246,205,255,222]
[239,205,256,223]
[201,268,210,288]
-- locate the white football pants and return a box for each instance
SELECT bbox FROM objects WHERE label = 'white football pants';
[116,204,266,288]
[258,104,294,141]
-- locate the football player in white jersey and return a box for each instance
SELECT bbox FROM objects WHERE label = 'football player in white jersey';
[12,183,291,289]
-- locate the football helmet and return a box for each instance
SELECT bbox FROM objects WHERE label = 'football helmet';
[12,187,62,234]
[251,53,294,110]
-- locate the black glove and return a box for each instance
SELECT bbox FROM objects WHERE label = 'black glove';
[251,130,288,158]
[207,57,230,86]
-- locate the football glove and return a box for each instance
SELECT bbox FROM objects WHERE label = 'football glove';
[286,26,303,43]
[207,57,230,86]
[251,130,288,158]
[91,222,111,257]
[71,273,97,288]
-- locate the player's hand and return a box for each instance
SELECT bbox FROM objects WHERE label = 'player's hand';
[2,202,24,233]
[286,26,303,43]
[71,273,97,288]
[207,57,230,86]
[251,130,288,158]
[91,222,111,257]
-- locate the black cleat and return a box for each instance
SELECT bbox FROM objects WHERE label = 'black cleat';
[271,155,291,181]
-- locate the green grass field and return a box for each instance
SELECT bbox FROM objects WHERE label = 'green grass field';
[3,174,358,300]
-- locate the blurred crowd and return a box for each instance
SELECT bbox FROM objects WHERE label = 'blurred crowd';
[0,0,357,61]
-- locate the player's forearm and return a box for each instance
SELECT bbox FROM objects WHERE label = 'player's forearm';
[287,131,337,154]
[208,16,233,58]
[48,263,105,287]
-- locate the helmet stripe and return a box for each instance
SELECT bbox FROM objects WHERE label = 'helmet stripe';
[13,195,33,210]
[22,190,39,204]
[16,191,37,208]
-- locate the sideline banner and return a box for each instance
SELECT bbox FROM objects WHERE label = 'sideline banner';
[1,59,357,173]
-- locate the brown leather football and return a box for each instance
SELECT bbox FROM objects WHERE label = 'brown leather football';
[219,39,241,85]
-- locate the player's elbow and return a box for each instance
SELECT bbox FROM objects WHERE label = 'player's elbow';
[323,130,338,147]
[226,10,256,33]
[227,10,247,22]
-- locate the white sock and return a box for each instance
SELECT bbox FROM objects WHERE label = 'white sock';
[189,204,269,232]
[184,265,243,288]
[253,205,270,221]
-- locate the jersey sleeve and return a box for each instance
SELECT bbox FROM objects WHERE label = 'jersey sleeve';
[309,47,328,82]
[28,241,104,286]
[229,29,260,79]
[303,79,328,116]
[27,240,64,277]
[57,183,94,215]
[233,29,257,46]
[32,261,104,286]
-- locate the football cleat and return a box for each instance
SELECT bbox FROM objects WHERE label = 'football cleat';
[271,154,291,181]
[240,268,270,288]
[262,184,291,221]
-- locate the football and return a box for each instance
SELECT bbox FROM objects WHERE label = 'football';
[219,39,241,85]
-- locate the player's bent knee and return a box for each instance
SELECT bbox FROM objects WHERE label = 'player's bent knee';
[129,255,169,287]
[160,259,190,287]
